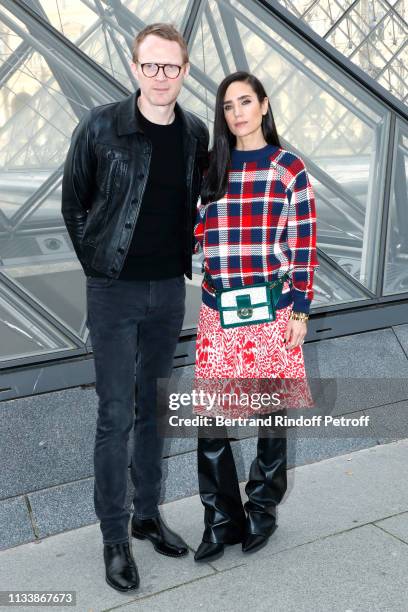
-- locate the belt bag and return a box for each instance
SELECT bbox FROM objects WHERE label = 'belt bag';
[204,272,290,329]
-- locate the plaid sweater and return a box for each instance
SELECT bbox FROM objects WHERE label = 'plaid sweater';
[194,144,319,314]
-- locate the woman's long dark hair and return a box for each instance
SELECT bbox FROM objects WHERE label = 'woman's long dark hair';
[201,71,281,205]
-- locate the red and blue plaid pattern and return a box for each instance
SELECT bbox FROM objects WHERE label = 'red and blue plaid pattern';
[194,145,319,314]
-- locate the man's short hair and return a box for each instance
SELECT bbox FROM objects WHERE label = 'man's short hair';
[132,23,189,64]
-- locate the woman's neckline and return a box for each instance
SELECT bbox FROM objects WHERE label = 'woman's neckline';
[231,143,279,162]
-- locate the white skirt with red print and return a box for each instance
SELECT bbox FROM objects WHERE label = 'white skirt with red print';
[194,302,314,417]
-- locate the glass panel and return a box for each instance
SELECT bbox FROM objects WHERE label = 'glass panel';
[31,0,193,85]
[305,258,368,308]
[0,6,116,346]
[279,0,408,103]
[0,279,76,362]
[36,0,97,40]
[4,245,88,341]
[80,24,134,89]
[178,81,214,133]
[189,0,391,306]
[184,254,204,331]
[189,13,229,84]
[37,0,192,39]
[124,0,190,26]
[383,120,408,295]
[0,0,405,369]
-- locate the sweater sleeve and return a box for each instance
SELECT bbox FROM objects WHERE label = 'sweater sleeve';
[286,162,319,314]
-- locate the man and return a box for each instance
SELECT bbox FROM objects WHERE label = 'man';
[62,23,209,592]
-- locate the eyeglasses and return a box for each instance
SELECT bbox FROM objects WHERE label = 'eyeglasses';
[138,62,184,79]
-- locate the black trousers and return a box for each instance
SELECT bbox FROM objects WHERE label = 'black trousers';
[86,275,185,544]
[197,413,287,542]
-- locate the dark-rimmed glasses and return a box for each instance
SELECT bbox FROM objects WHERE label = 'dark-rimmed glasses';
[138,62,184,79]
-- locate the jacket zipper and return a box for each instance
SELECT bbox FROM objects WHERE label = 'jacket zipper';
[106,160,119,213]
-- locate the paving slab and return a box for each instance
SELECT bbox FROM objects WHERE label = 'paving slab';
[393,323,408,357]
[303,329,408,413]
[366,400,408,442]
[304,328,408,378]
[0,388,96,499]
[112,524,408,612]
[28,478,96,539]
[1,432,390,548]
[160,439,408,571]
[0,523,214,612]
[0,496,33,550]
[0,440,407,612]
[0,385,200,501]
[374,511,408,544]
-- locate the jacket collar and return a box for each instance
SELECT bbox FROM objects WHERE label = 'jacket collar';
[116,89,195,139]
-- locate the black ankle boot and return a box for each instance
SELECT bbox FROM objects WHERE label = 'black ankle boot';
[131,514,188,557]
[104,542,140,592]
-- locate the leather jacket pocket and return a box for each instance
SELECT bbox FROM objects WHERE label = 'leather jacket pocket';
[96,145,129,199]
[89,155,128,240]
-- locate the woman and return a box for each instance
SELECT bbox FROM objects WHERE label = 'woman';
[193,71,319,562]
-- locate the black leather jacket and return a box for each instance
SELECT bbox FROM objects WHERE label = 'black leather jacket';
[61,91,209,279]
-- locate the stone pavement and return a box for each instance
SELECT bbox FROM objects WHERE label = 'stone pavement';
[0,439,407,612]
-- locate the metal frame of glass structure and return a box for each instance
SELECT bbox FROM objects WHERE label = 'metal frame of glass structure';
[276,0,408,104]
[0,0,407,399]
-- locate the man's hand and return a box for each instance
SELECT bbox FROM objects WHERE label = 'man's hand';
[284,319,307,350]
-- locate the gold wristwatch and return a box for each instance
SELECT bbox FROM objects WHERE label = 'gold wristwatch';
[289,311,309,322]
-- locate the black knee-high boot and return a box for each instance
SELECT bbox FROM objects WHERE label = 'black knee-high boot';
[243,414,287,552]
[197,434,246,544]
[194,424,247,562]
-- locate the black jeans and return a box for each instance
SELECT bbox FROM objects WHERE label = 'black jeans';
[86,275,185,544]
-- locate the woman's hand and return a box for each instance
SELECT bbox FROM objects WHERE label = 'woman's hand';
[284,319,307,350]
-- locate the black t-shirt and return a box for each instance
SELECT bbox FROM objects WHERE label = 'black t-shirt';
[119,107,186,280]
